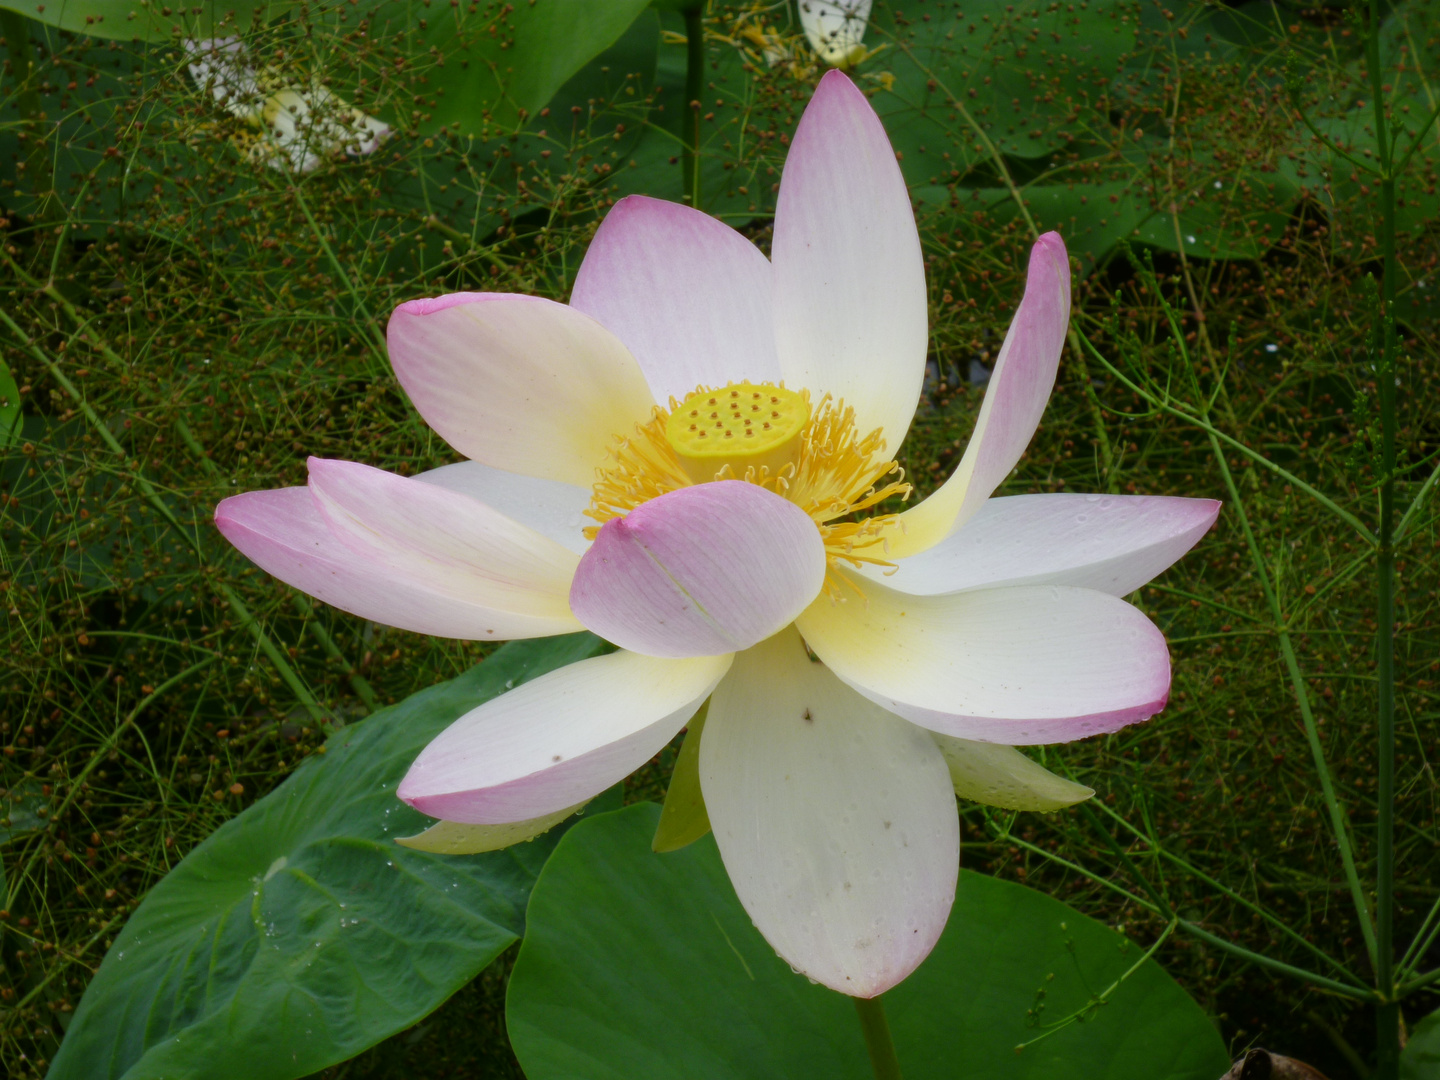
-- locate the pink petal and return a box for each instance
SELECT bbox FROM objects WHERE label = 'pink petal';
[700,628,958,997]
[569,481,826,657]
[570,195,780,403]
[306,457,578,623]
[874,493,1221,596]
[398,650,731,823]
[889,232,1072,558]
[215,486,578,639]
[796,572,1171,744]
[386,293,656,486]
[771,69,928,449]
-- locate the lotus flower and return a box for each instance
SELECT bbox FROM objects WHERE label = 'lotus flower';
[215,71,1218,997]
[798,0,873,69]
[185,38,390,174]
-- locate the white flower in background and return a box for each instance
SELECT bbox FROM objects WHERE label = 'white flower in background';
[184,38,390,174]
[798,0,873,69]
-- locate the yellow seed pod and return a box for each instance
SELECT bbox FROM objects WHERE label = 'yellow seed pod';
[664,383,809,485]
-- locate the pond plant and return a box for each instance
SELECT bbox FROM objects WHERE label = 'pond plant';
[1,2,1438,1079]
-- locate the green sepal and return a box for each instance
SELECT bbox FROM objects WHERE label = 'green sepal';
[652,699,711,852]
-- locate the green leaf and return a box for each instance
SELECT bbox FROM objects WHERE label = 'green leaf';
[0,357,20,448]
[508,803,1231,1080]
[50,633,607,1080]
[861,0,1140,171]
[363,0,653,136]
[1402,1007,1440,1080]
[0,0,287,42]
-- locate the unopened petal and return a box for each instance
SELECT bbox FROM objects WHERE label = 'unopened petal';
[306,457,578,623]
[387,293,656,486]
[797,572,1171,744]
[701,628,958,997]
[888,233,1071,559]
[874,493,1221,596]
[394,804,584,855]
[215,486,576,640]
[570,196,779,403]
[931,734,1094,811]
[399,650,731,824]
[570,481,826,658]
[772,70,927,449]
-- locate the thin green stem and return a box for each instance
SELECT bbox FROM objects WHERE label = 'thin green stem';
[0,300,326,723]
[291,183,389,368]
[1399,966,1440,995]
[682,5,704,210]
[1074,326,1376,544]
[173,414,379,713]
[853,995,903,1080]
[1367,0,1400,1071]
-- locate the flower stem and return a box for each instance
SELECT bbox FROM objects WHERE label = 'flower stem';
[1364,0,1400,1073]
[682,4,705,210]
[853,995,903,1080]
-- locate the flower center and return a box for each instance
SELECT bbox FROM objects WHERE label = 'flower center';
[663,383,809,485]
[586,381,912,595]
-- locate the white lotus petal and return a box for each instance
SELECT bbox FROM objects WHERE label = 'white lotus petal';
[797,572,1171,745]
[772,71,927,450]
[873,493,1221,596]
[399,650,731,823]
[701,628,958,997]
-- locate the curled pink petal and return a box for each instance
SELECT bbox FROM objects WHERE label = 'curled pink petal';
[877,493,1221,596]
[797,572,1171,744]
[569,481,826,658]
[889,232,1072,558]
[306,457,578,623]
[571,195,779,403]
[399,650,731,823]
[386,293,655,486]
[215,486,578,639]
[772,69,928,448]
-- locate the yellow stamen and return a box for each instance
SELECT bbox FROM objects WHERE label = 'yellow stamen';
[585,381,911,596]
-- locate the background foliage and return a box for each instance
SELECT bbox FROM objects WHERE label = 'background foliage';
[1,0,1438,1077]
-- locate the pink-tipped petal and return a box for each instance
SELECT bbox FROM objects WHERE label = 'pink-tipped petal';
[888,233,1072,559]
[569,481,826,658]
[570,196,780,403]
[416,461,593,556]
[796,571,1171,744]
[771,70,928,448]
[874,493,1221,596]
[398,650,731,823]
[215,487,577,639]
[386,293,656,486]
[306,457,579,623]
[700,628,958,997]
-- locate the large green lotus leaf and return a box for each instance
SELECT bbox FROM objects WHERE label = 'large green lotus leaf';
[507,803,1230,1080]
[859,0,1140,174]
[1402,1006,1440,1080]
[356,0,651,136]
[0,0,285,41]
[49,633,610,1080]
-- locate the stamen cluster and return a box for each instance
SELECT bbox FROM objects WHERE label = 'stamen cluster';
[585,382,911,594]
